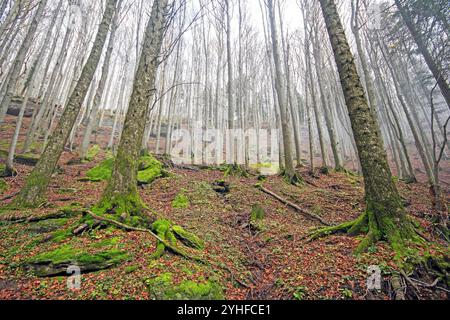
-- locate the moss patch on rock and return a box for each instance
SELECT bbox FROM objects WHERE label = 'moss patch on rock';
[172,225,204,250]
[26,244,128,277]
[27,218,69,234]
[85,155,163,185]
[86,158,114,182]
[137,155,163,185]
[145,272,224,300]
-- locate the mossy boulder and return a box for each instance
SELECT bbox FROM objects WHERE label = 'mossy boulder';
[26,245,128,277]
[86,158,114,182]
[146,273,224,300]
[137,155,163,185]
[85,155,163,185]
[27,218,69,234]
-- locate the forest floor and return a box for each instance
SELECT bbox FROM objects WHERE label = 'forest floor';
[0,115,449,300]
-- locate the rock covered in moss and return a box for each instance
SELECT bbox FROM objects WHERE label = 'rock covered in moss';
[27,218,69,234]
[149,220,205,259]
[26,245,128,277]
[85,155,163,185]
[145,273,224,300]
[86,158,114,181]
[172,225,204,250]
[137,155,163,184]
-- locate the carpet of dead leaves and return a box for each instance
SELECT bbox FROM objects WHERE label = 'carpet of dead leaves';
[0,115,449,300]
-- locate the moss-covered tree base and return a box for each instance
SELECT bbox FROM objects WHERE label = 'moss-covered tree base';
[280,169,304,186]
[309,208,420,256]
[222,164,249,178]
[91,191,151,228]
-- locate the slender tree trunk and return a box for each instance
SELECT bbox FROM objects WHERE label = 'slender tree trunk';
[0,0,48,123]
[267,0,299,183]
[316,0,417,254]
[394,0,450,110]
[80,0,123,159]
[13,0,117,208]
[97,0,169,219]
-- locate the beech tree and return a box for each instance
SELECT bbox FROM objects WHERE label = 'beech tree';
[13,0,118,207]
[94,0,170,221]
[311,0,419,254]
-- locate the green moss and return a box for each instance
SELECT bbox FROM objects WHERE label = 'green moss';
[250,204,265,231]
[172,192,189,209]
[28,218,69,234]
[86,155,163,185]
[149,220,204,259]
[86,158,114,182]
[146,273,224,300]
[85,145,101,162]
[50,229,73,243]
[125,265,139,274]
[251,204,265,221]
[0,178,8,192]
[29,244,128,266]
[172,225,205,250]
[137,155,163,184]
[92,191,148,226]
[90,237,121,248]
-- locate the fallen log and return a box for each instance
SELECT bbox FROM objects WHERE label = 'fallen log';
[257,185,330,226]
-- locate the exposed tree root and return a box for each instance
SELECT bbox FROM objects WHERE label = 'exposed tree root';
[84,210,251,288]
[256,185,330,226]
[308,207,423,255]
[84,210,206,264]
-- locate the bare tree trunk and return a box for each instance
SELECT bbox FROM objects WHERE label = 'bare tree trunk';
[315,0,417,254]
[97,0,169,219]
[0,0,48,123]
[267,0,299,183]
[395,0,450,110]
[80,0,123,159]
[14,0,117,208]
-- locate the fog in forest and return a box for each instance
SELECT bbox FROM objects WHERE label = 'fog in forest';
[0,0,449,302]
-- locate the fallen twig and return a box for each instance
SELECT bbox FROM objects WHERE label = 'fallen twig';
[257,185,330,226]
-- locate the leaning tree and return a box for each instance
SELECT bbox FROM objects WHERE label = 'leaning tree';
[311,0,419,255]
[13,0,118,208]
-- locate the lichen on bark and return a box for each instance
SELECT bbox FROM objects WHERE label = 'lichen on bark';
[95,0,170,222]
[313,0,419,256]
